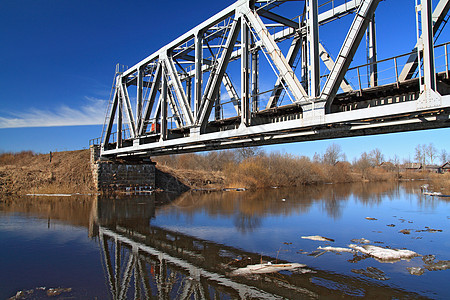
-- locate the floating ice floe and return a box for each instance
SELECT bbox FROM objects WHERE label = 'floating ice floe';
[350,238,371,244]
[301,235,334,242]
[416,227,443,233]
[348,244,419,262]
[425,260,450,271]
[317,246,354,253]
[229,263,306,276]
[407,267,425,276]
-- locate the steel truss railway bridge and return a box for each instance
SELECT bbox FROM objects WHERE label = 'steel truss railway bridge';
[99,0,450,159]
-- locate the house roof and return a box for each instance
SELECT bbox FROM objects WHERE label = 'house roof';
[441,162,450,168]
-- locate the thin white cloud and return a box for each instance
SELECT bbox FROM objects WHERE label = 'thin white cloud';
[0,97,108,128]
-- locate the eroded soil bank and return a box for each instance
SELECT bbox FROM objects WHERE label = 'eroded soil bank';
[0,149,225,196]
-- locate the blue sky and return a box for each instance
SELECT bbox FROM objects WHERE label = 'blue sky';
[0,0,448,162]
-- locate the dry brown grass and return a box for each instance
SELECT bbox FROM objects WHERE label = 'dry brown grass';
[0,149,95,196]
[429,172,450,194]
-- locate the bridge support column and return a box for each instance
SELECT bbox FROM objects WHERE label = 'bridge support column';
[367,14,378,87]
[307,0,320,97]
[90,145,156,193]
[416,0,441,109]
[419,0,436,92]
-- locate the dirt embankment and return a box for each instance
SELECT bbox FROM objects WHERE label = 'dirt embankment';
[0,149,225,196]
[0,150,96,196]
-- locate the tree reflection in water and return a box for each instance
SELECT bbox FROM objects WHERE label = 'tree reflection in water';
[1,181,447,299]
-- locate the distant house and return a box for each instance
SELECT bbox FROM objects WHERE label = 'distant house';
[379,161,395,171]
[439,162,450,173]
[402,163,422,172]
[424,165,440,173]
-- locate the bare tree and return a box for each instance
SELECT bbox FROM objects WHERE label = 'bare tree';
[322,143,343,165]
[353,152,372,178]
[369,148,384,166]
[414,144,427,166]
[426,143,437,165]
[235,146,263,162]
[313,152,321,163]
[441,149,448,164]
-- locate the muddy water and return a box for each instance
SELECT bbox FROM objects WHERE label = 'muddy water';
[0,181,449,299]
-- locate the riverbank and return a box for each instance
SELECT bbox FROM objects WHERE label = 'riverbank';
[0,149,226,196]
[0,149,448,196]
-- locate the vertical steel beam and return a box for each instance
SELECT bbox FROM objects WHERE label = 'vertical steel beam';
[367,15,378,87]
[399,0,450,81]
[115,238,121,300]
[241,17,250,126]
[421,0,437,91]
[307,0,320,97]
[137,67,144,129]
[301,36,309,92]
[215,90,221,120]
[103,88,119,151]
[252,48,259,112]
[197,17,241,131]
[160,72,168,141]
[139,63,162,135]
[119,79,137,138]
[117,90,123,148]
[186,78,192,112]
[194,33,203,119]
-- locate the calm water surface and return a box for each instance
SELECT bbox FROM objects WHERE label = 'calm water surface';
[1,182,449,299]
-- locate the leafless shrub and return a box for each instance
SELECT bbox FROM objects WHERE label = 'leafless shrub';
[0,151,36,166]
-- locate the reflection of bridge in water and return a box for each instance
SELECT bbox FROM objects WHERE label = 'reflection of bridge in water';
[92,194,424,299]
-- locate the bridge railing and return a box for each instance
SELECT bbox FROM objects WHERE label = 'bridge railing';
[89,137,101,147]
[340,41,450,93]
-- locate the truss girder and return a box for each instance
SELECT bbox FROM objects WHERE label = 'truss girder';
[399,0,450,81]
[266,37,302,109]
[103,89,119,151]
[166,84,183,128]
[258,8,299,29]
[321,0,381,108]
[246,8,309,104]
[319,43,353,93]
[197,17,241,130]
[164,56,194,126]
[139,63,162,135]
[222,73,241,113]
[119,79,137,138]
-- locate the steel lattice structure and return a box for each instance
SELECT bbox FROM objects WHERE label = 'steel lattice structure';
[100,0,450,158]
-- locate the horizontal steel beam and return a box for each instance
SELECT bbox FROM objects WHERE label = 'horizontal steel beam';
[102,95,450,157]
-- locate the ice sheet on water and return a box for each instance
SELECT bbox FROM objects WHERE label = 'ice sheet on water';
[229,263,307,276]
[348,244,419,262]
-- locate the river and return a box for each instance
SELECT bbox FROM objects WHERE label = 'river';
[1,181,449,299]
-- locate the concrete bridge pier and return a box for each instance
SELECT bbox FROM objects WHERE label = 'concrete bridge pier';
[90,145,155,193]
